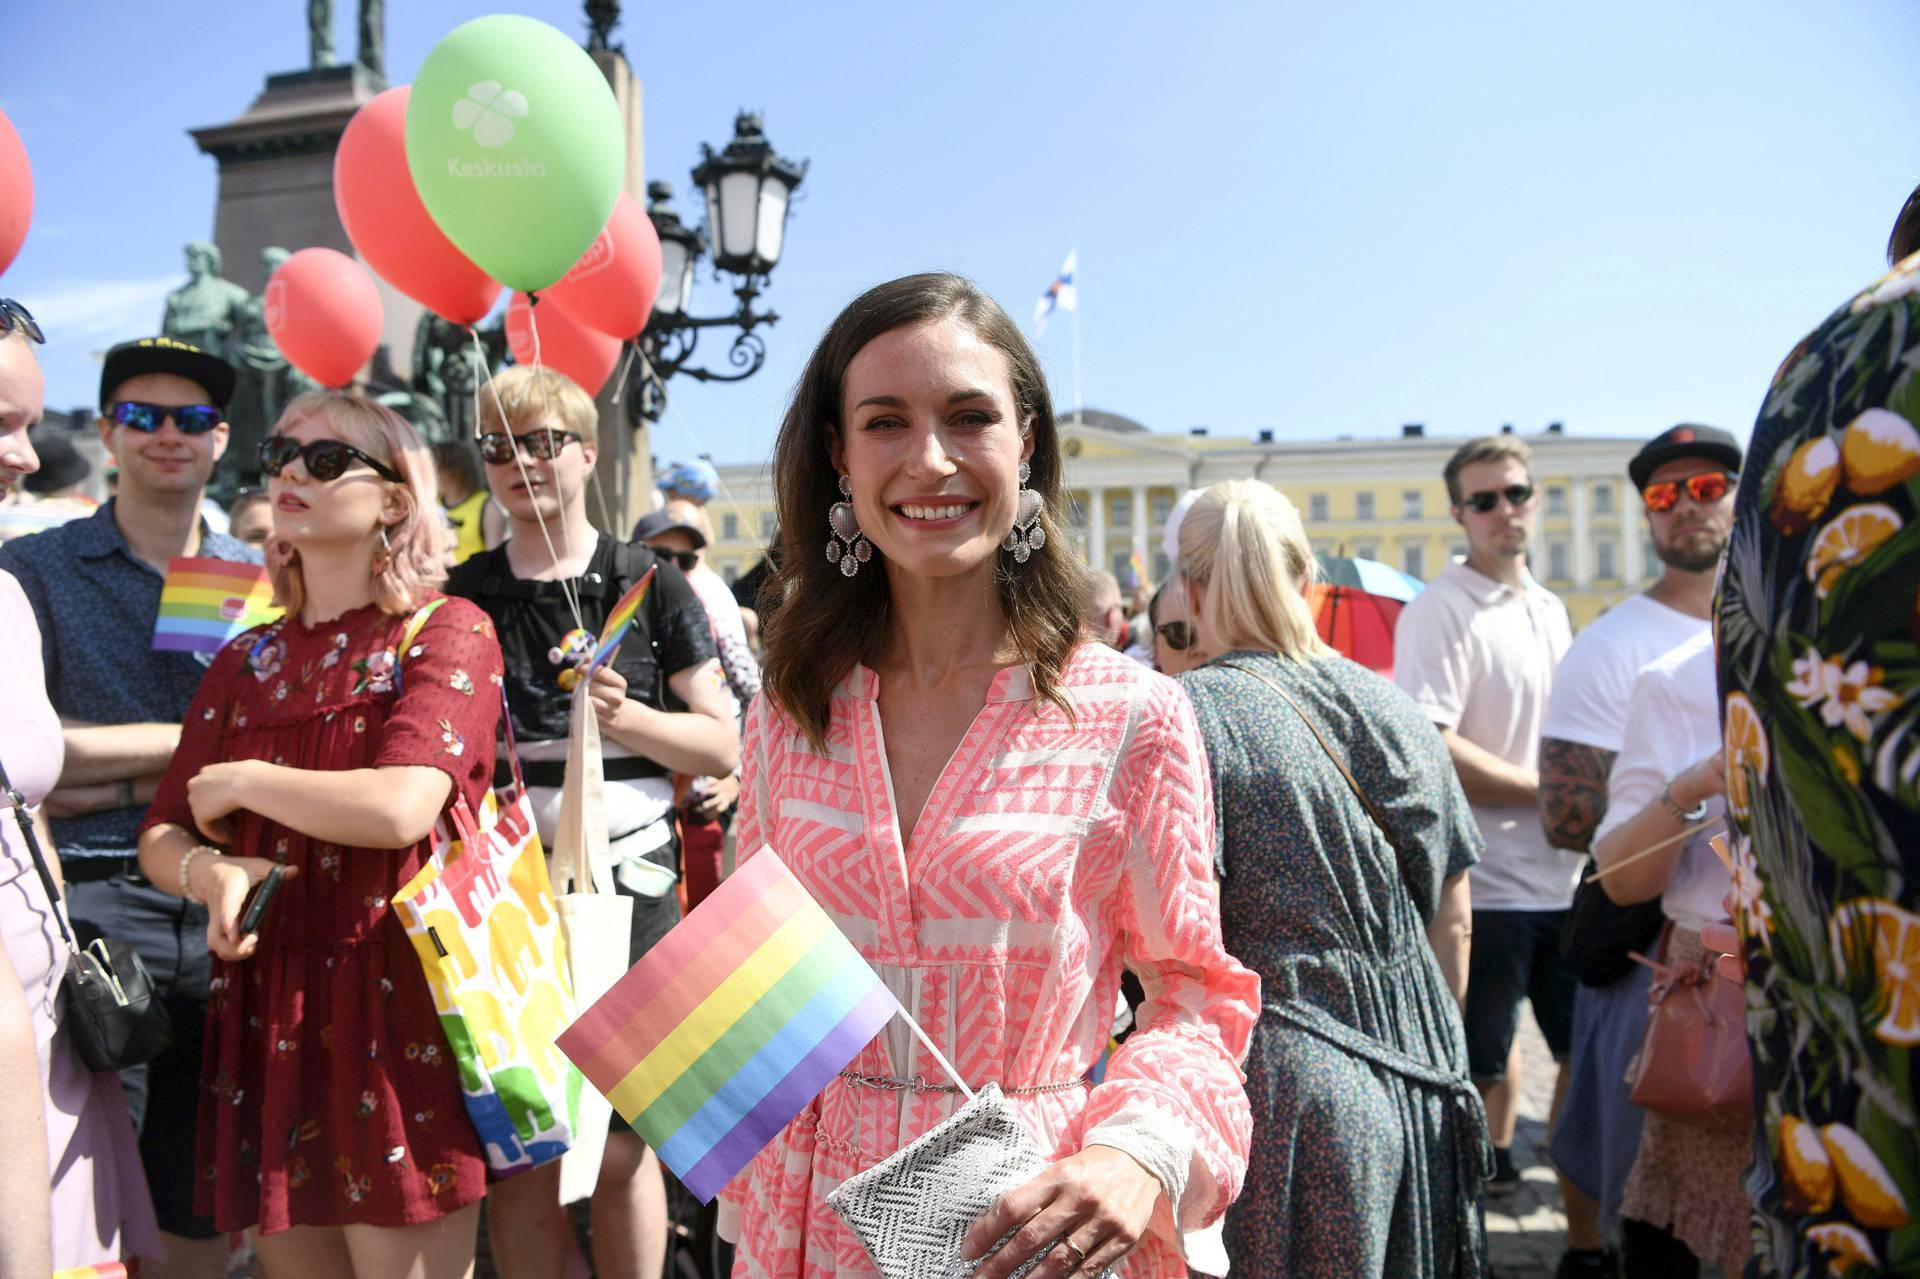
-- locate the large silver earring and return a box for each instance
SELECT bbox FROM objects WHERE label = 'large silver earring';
[1003,461,1045,563]
[827,474,872,578]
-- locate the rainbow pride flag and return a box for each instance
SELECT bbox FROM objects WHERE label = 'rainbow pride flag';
[153,556,281,653]
[584,564,655,676]
[557,848,899,1202]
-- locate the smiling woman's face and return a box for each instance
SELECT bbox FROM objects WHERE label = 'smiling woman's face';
[830,316,1033,584]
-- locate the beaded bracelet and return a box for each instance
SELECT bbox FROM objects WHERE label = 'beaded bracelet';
[178,845,219,903]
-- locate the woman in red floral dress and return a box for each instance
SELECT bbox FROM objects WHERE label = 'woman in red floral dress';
[139,392,503,1279]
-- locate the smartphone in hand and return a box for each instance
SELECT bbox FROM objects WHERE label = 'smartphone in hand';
[239,865,287,936]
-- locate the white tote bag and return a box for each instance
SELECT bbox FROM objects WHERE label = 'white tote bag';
[551,682,635,1204]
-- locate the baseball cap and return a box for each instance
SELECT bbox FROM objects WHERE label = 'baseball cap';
[22,432,90,494]
[98,337,237,412]
[632,509,708,549]
[1627,424,1744,490]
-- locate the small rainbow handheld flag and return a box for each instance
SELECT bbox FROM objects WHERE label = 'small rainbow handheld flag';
[153,556,281,653]
[557,848,900,1202]
[587,564,656,674]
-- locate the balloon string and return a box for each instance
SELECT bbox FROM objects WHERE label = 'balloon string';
[609,340,639,407]
[635,345,755,548]
[473,322,587,635]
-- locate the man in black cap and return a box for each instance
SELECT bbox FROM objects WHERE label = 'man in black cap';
[0,335,259,1276]
[1537,422,1740,1274]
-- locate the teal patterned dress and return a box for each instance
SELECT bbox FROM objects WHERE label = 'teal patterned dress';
[1716,249,1920,1278]
[1181,650,1489,1278]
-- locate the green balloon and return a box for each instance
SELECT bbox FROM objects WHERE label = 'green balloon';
[406,15,625,294]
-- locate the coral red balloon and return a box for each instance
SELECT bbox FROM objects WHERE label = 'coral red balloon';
[335,87,501,326]
[505,293,622,397]
[540,192,662,340]
[0,108,32,277]
[265,249,385,388]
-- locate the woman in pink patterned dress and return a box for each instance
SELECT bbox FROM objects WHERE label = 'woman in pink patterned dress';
[138,393,502,1279]
[719,274,1259,1279]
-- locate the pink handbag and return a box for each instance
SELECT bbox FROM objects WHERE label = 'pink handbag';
[1626,930,1753,1130]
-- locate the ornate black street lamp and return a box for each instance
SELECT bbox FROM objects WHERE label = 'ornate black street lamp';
[630,112,808,423]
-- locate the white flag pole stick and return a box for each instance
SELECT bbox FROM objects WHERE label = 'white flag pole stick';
[1071,249,1083,428]
[893,1005,975,1101]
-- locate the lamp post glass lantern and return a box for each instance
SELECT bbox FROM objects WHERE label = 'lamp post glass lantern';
[632,112,807,424]
[693,111,807,278]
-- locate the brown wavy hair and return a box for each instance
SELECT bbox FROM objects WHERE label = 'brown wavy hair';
[760,273,1081,748]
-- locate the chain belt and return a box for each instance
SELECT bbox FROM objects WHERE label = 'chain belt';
[836,1070,1088,1097]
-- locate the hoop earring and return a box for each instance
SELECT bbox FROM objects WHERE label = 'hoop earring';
[827,475,872,577]
[1004,461,1045,563]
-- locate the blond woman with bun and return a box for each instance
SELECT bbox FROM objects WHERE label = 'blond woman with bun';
[1174,479,1489,1278]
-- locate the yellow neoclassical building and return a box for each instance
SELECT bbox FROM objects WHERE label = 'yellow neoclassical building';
[700,411,1666,629]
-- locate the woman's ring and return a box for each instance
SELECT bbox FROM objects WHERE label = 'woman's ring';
[1063,1236,1090,1265]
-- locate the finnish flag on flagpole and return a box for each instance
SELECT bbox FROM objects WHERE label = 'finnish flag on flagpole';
[1033,250,1077,334]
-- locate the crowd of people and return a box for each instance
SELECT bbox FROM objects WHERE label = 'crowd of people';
[0,185,1917,1279]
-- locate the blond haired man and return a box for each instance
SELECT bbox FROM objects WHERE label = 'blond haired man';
[1393,436,1597,1269]
[446,365,737,1279]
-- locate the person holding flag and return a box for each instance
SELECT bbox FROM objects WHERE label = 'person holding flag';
[724,272,1258,1278]
[445,364,737,1279]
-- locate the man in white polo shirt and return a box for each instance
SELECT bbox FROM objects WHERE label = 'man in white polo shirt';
[1395,435,1578,1230]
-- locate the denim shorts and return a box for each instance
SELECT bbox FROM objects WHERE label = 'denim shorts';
[1464,907,1577,1081]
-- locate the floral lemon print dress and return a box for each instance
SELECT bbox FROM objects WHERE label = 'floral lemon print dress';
[142,596,505,1234]
[1716,249,1920,1278]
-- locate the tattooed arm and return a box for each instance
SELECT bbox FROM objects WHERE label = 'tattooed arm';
[1538,736,1616,852]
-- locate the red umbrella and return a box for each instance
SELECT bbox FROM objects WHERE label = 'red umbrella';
[1310,553,1425,676]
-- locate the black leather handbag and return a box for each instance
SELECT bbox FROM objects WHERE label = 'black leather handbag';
[1,756,172,1072]
[1561,856,1666,988]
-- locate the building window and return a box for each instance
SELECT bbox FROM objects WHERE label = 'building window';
[1548,540,1569,581]
[720,563,739,584]
[1546,484,1567,515]
[1151,492,1172,525]
[722,512,739,541]
[1594,482,1615,515]
[1110,494,1131,528]
[1309,492,1329,522]
[1402,489,1422,519]
[1354,541,1379,562]
[1355,491,1375,520]
[1402,544,1425,580]
[1596,538,1616,580]
[759,511,776,540]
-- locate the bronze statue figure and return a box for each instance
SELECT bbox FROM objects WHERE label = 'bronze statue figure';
[308,0,334,68]
[586,0,622,54]
[161,242,249,361]
[358,0,384,80]
[234,247,317,449]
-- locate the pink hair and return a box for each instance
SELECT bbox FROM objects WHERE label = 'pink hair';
[265,391,445,617]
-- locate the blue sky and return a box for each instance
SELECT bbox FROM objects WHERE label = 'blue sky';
[3,1,1916,470]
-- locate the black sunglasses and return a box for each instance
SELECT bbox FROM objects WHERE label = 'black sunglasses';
[108,400,223,435]
[477,428,583,466]
[0,298,43,344]
[1459,484,1536,514]
[260,435,404,484]
[651,548,699,573]
[1155,620,1194,651]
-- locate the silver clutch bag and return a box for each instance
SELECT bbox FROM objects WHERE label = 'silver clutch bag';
[827,1083,1113,1278]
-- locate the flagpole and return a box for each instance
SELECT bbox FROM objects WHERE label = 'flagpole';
[894,1007,975,1101]
[1071,247,1082,427]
